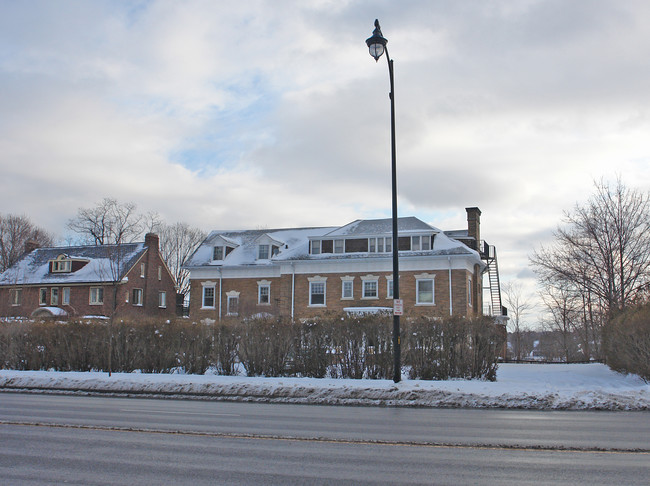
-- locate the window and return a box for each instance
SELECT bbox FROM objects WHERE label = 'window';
[468,277,473,307]
[377,238,384,253]
[310,240,320,255]
[62,288,70,305]
[342,280,353,299]
[90,287,104,305]
[386,278,393,298]
[308,277,327,306]
[416,277,435,305]
[51,288,59,306]
[411,236,420,251]
[386,237,392,253]
[361,275,379,300]
[362,281,378,299]
[52,260,71,273]
[341,277,354,300]
[227,292,240,316]
[398,237,411,251]
[258,244,270,259]
[369,238,376,253]
[258,281,271,305]
[132,288,143,306]
[321,240,333,254]
[159,291,167,308]
[422,235,431,250]
[158,266,162,281]
[202,285,215,308]
[213,246,224,260]
[345,238,368,253]
[334,239,344,253]
[10,289,21,306]
[140,263,146,278]
[39,288,47,306]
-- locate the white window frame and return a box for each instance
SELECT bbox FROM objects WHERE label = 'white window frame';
[411,236,421,251]
[213,246,224,261]
[10,288,21,306]
[361,275,379,300]
[62,287,70,305]
[422,235,431,250]
[258,244,270,260]
[334,239,344,254]
[257,280,271,305]
[140,263,146,278]
[308,276,327,307]
[52,259,71,273]
[159,291,167,308]
[51,288,59,306]
[415,274,435,305]
[39,288,47,306]
[201,282,216,309]
[132,288,143,306]
[468,277,473,307]
[310,240,321,255]
[341,276,354,300]
[386,277,393,299]
[89,287,104,305]
[226,291,240,316]
[158,266,162,281]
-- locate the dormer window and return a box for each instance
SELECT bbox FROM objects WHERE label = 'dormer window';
[212,244,235,262]
[258,244,270,260]
[51,255,72,273]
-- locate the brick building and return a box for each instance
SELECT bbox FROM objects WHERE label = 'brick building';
[185,208,502,321]
[0,233,178,319]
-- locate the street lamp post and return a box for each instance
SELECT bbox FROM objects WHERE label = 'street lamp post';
[366,19,401,383]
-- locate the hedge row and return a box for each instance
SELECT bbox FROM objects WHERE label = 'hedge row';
[0,314,504,381]
[604,304,650,382]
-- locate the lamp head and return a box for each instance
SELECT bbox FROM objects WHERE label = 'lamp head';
[366,19,388,62]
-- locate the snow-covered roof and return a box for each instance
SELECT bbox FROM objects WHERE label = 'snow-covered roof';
[185,216,478,269]
[0,243,147,286]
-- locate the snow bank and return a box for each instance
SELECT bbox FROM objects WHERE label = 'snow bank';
[0,364,647,410]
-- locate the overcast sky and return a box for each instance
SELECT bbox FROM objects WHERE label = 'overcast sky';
[2,0,650,324]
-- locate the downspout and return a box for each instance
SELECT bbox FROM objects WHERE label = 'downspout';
[218,268,222,322]
[291,262,295,321]
[448,256,453,316]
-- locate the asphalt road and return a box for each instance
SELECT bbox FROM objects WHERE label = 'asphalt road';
[1,392,649,485]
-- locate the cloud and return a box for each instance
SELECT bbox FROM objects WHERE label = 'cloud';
[2,0,650,325]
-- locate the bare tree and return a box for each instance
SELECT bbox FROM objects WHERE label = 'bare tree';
[158,222,206,297]
[531,178,650,317]
[67,198,144,245]
[0,214,54,272]
[502,281,534,360]
[539,284,580,362]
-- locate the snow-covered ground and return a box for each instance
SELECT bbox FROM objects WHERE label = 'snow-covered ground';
[0,363,648,410]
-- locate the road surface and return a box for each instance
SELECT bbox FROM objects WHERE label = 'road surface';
[1,392,648,485]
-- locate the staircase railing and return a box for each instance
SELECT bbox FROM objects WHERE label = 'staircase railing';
[480,241,504,317]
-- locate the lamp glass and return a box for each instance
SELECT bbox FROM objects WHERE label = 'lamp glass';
[369,43,384,61]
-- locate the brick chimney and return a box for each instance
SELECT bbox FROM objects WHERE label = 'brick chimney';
[465,207,481,252]
[144,233,159,250]
[24,239,40,254]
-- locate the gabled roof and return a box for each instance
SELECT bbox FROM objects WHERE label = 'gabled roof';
[0,243,147,286]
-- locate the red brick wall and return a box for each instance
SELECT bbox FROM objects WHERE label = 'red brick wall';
[189,267,480,321]
[0,246,177,320]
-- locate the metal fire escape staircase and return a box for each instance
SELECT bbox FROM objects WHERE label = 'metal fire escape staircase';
[480,241,504,317]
